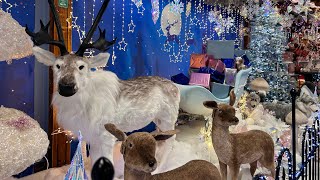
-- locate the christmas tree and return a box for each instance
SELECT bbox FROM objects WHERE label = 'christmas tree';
[248,1,293,102]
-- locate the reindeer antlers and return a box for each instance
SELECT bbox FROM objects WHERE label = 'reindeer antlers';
[26,0,68,56]
[76,27,117,54]
[75,0,116,57]
[27,0,116,57]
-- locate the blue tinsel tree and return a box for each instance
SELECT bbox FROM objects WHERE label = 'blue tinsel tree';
[248,1,293,102]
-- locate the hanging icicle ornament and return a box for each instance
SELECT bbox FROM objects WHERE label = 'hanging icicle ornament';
[0,9,33,64]
[208,10,215,23]
[186,2,191,17]
[151,0,160,24]
[170,0,184,15]
[64,131,88,180]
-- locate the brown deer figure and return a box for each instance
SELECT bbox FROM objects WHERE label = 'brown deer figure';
[104,123,221,180]
[203,101,275,180]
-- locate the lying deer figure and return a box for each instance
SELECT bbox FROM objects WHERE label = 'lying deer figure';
[27,0,180,177]
[104,123,222,180]
[203,101,275,180]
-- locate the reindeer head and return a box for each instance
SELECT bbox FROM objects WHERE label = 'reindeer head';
[203,101,239,127]
[26,0,116,97]
[104,123,178,173]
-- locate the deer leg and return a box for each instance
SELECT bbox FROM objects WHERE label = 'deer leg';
[229,164,240,180]
[250,161,258,177]
[219,161,227,180]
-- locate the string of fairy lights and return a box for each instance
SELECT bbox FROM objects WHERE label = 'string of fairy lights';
[66,0,243,65]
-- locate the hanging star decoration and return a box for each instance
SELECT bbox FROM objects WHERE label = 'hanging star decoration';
[190,16,199,25]
[138,5,145,15]
[196,4,202,13]
[202,35,209,44]
[169,52,182,63]
[186,2,191,17]
[128,20,136,33]
[118,38,128,51]
[64,131,88,180]
[181,42,190,52]
[157,28,164,37]
[1,0,13,12]
[186,31,194,39]
[170,0,184,15]
[208,10,215,23]
[132,0,143,8]
[163,41,172,52]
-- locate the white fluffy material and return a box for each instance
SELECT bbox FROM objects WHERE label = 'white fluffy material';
[0,106,49,179]
[32,47,56,66]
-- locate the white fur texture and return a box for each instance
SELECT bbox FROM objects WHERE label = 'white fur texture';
[32,47,56,66]
[52,70,179,177]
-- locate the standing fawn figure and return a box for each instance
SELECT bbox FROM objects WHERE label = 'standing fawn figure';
[27,0,180,177]
[104,123,222,180]
[203,101,275,180]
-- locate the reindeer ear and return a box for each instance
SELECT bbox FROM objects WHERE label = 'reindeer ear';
[32,46,56,66]
[104,123,127,141]
[90,53,110,68]
[152,130,179,141]
[203,101,218,109]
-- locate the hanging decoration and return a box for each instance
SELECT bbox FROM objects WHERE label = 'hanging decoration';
[111,0,117,64]
[132,0,143,8]
[118,0,128,51]
[208,10,215,23]
[161,4,182,36]
[186,2,191,17]
[151,0,160,24]
[0,9,33,64]
[64,131,88,180]
[128,2,136,32]
[170,0,184,15]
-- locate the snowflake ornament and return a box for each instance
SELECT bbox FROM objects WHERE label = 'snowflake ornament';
[170,0,184,15]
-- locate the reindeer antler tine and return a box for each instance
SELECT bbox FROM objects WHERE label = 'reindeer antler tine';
[40,20,45,29]
[47,0,68,55]
[76,0,113,56]
[25,25,36,37]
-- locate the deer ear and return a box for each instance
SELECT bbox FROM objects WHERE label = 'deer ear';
[32,46,56,66]
[90,53,110,68]
[152,130,179,141]
[203,101,218,109]
[104,123,127,141]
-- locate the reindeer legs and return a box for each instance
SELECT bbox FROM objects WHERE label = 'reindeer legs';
[219,161,227,180]
[250,161,258,177]
[230,164,240,180]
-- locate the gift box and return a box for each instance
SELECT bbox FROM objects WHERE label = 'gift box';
[171,73,190,85]
[188,68,200,76]
[207,59,226,73]
[224,68,237,86]
[199,67,225,84]
[222,59,234,68]
[207,40,235,59]
[189,72,211,88]
[190,54,207,68]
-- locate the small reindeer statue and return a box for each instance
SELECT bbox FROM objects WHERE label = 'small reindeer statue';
[26,0,180,176]
[104,123,222,180]
[203,101,275,180]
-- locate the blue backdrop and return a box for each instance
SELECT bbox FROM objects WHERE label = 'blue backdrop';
[72,0,241,80]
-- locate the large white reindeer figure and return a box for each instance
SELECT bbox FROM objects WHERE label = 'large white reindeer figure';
[27,0,180,176]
